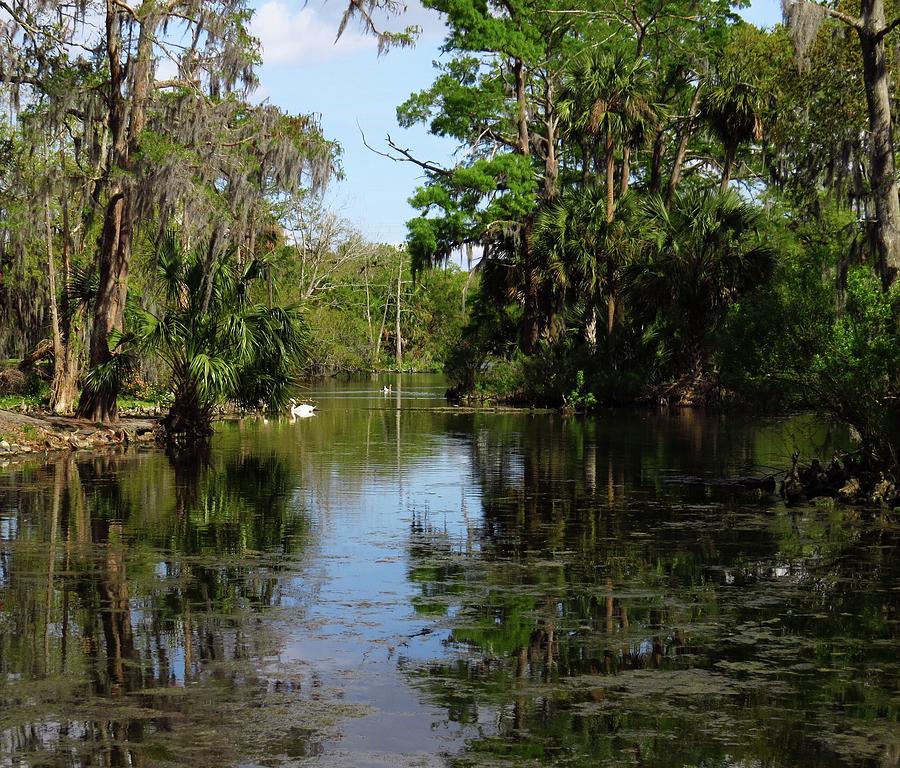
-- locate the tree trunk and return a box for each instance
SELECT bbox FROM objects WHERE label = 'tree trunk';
[543,124,559,199]
[620,144,631,196]
[395,249,403,370]
[648,128,666,194]
[719,143,735,193]
[581,141,591,187]
[44,191,64,377]
[77,5,158,421]
[666,84,702,208]
[858,0,900,285]
[375,280,391,363]
[164,379,214,444]
[543,83,558,199]
[364,256,374,361]
[521,226,541,354]
[76,188,131,422]
[514,57,530,156]
[605,130,616,222]
[584,305,597,351]
[46,186,78,414]
[522,279,541,353]
[605,130,617,341]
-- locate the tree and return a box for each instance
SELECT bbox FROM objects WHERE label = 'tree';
[132,231,308,443]
[783,0,900,285]
[395,0,573,352]
[558,49,658,206]
[535,187,651,345]
[1,0,336,421]
[701,65,766,192]
[278,195,374,301]
[634,189,776,379]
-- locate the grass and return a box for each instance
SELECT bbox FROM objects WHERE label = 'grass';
[118,395,167,412]
[0,394,169,412]
[0,393,45,410]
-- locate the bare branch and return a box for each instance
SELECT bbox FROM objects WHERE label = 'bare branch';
[877,14,900,39]
[359,125,452,177]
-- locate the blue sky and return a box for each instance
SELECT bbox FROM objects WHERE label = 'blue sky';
[251,0,783,244]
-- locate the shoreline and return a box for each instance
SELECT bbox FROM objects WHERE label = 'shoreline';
[0,408,158,464]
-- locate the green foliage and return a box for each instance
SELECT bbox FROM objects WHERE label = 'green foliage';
[405,266,470,369]
[715,205,899,471]
[808,268,900,467]
[134,231,308,440]
[718,202,849,407]
[632,189,777,375]
[565,370,597,411]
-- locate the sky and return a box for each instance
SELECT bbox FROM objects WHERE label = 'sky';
[250,0,784,245]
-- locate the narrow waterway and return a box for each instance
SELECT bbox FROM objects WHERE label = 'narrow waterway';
[0,375,897,767]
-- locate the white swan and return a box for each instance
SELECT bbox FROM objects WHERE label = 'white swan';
[289,399,317,418]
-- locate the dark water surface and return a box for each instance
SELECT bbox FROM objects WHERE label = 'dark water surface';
[1,374,898,767]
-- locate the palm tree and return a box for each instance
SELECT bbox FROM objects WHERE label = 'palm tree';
[134,231,308,443]
[535,188,653,347]
[633,189,775,377]
[701,66,765,192]
[558,50,658,212]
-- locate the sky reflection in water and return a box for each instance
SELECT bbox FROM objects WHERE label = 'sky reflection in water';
[0,375,897,767]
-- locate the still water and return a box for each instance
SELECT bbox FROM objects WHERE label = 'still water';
[0,374,897,767]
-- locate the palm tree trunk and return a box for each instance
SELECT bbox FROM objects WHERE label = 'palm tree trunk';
[605,130,616,222]
[581,141,591,187]
[620,144,631,196]
[521,226,541,354]
[605,130,618,339]
[649,128,666,194]
[164,379,214,443]
[543,83,558,199]
[584,306,597,350]
[719,144,735,193]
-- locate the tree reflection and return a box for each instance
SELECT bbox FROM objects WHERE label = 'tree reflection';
[404,414,899,767]
[0,448,314,767]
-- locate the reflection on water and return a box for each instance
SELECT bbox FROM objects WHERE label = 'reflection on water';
[1,375,897,767]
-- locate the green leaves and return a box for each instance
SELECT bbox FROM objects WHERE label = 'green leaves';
[188,353,239,401]
[626,189,776,376]
[135,234,309,434]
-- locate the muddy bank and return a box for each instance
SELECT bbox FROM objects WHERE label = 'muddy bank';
[0,408,158,464]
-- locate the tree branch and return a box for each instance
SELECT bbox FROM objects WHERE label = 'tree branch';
[109,0,137,20]
[0,69,40,86]
[153,77,199,90]
[819,4,862,30]
[359,126,452,177]
[877,14,900,39]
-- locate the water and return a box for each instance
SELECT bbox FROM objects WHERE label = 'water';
[0,374,897,767]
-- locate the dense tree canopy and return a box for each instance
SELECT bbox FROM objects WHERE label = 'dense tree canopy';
[0,0,898,470]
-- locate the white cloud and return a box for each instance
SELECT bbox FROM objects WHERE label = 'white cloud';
[251,1,374,66]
